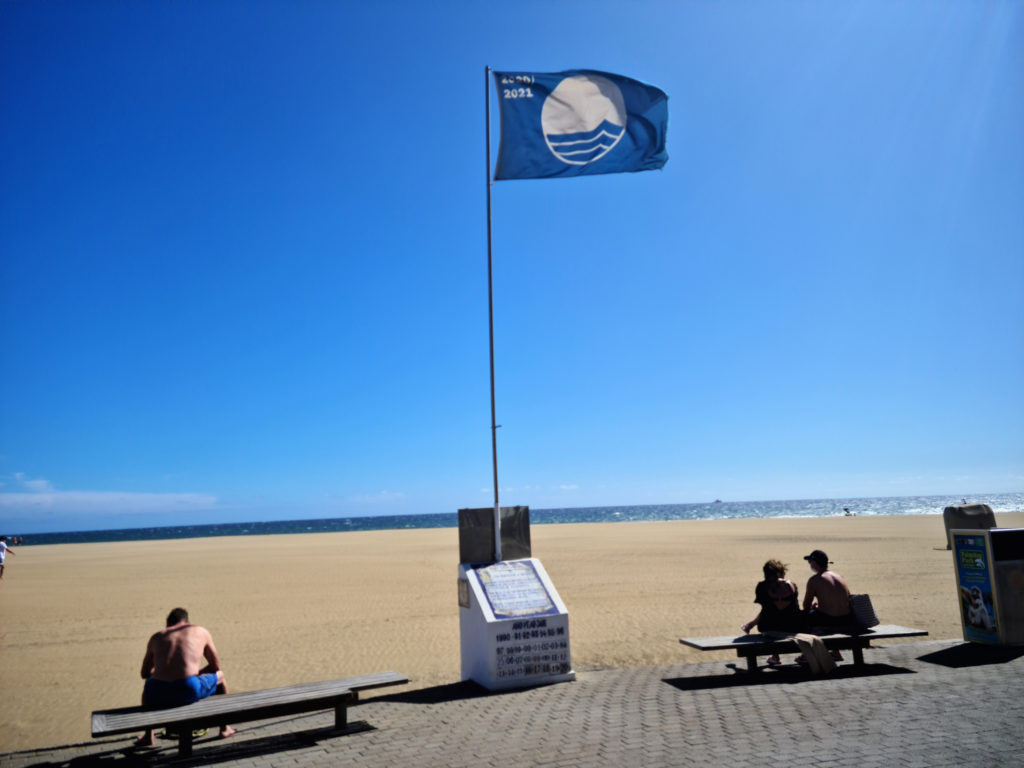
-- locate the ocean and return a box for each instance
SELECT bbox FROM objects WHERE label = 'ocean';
[11,492,1024,546]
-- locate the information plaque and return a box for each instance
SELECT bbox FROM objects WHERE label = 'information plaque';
[477,560,558,619]
[458,557,574,690]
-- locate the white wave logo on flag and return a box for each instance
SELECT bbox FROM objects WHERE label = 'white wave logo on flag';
[541,74,626,166]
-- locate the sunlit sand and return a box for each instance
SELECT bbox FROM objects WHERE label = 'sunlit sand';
[2,512,1020,752]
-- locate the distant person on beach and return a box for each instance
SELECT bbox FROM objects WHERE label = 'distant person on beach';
[137,607,237,746]
[0,536,14,579]
[741,559,803,665]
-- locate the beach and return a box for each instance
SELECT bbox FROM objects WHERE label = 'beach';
[2,512,1021,753]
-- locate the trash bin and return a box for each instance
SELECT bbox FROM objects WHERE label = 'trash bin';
[951,528,1024,645]
[943,504,996,549]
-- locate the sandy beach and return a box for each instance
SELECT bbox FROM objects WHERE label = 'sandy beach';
[2,512,1021,753]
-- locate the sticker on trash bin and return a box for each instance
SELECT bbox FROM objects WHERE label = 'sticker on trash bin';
[953,533,998,642]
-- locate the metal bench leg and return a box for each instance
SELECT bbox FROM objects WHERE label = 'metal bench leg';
[746,654,759,672]
[179,730,193,757]
[852,645,865,666]
[335,702,348,730]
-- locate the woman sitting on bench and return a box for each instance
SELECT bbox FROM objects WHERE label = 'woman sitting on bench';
[740,559,804,666]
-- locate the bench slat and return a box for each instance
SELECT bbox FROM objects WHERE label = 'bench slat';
[92,671,409,737]
[680,625,928,673]
[93,690,355,735]
[679,624,927,652]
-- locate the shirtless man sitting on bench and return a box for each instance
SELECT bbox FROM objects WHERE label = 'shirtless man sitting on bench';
[137,607,237,746]
[802,549,854,661]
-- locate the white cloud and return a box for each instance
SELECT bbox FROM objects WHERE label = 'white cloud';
[0,490,219,515]
[1,475,218,518]
[12,472,54,492]
[559,484,579,491]
[347,490,406,505]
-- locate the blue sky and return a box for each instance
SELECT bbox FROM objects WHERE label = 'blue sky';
[2,1,1022,533]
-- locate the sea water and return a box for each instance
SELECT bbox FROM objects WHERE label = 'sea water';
[12,492,1024,547]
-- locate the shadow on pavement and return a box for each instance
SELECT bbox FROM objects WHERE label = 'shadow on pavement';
[14,723,374,767]
[372,680,492,705]
[7,744,148,768]
[918,642,1024,668]
[662,663,914,691]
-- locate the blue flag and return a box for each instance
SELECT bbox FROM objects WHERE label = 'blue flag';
[493,70,668,181]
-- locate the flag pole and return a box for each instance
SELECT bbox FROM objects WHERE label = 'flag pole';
[485,65,502,562]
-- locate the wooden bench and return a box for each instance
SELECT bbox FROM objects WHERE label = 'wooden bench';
[680,624,928,672]
[92,671,409,757]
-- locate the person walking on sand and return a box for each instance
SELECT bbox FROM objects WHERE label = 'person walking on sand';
[137,607,237,746]
[0,536,14,579]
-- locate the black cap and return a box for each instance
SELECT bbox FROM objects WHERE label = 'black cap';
[804,550,829,568]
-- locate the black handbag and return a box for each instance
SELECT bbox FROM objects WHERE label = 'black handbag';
[850,593,880,628]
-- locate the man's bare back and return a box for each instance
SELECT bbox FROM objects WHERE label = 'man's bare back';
[803,570,852,617]
[143,622,218,681]
[137,608,236,746]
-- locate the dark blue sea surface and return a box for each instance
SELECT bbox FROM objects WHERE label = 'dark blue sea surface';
[11,492,1023,547]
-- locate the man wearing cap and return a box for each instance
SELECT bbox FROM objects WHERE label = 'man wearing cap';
[801,549,853,627]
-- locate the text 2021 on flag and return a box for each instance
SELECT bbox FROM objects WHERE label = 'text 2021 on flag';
[493,70,668,180]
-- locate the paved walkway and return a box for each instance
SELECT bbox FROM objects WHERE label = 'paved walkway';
[3,640,1022,767]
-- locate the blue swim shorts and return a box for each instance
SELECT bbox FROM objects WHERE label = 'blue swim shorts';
[143,674,219,708]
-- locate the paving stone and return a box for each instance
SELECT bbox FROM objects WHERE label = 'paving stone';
[2,640,1022,767]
